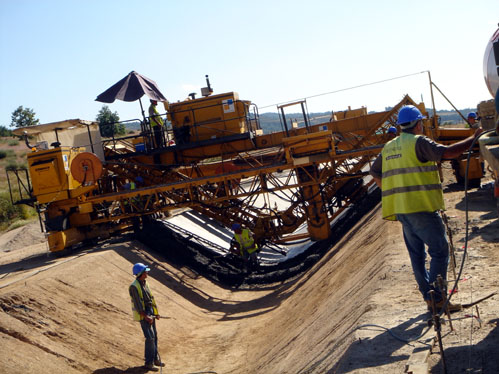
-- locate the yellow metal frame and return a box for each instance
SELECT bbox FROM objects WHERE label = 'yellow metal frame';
[26,93,482,252]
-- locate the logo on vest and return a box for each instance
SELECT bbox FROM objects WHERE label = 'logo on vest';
[385,154,402,161]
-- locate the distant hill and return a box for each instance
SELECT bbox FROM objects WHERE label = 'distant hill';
[427,108,475,125]
[124,121,141,131]
[256,108,475,133]
[256,112,332,134]
[124,109,475,134]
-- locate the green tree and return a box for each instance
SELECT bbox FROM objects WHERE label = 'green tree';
[96,105,125,137]
[0,125,13,137]
[11,106,40,128]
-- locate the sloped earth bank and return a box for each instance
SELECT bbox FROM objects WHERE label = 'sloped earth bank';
[0,168,498,373]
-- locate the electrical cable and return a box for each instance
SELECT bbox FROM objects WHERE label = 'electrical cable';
[259,71,428,110]
[349,130,495,347]
[355,323,432,344]
[437,129,494,316]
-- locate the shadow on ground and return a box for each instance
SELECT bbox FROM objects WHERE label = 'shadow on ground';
[429,318,499,374]
[333,312,430,373]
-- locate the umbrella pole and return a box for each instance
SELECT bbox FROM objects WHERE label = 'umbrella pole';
[139,98,146,122]
[139,97,152,151]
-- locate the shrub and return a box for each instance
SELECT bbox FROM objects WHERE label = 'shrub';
[0,149,16,160]
[0,125,13,137]
[0,192,23,224]
[0,192,36,231]
[7,219,31,231]
[8,139,19,146]
[6,160,19,171]
[0,149,15,159]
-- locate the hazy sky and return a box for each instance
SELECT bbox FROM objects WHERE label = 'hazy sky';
[1,0,498,127]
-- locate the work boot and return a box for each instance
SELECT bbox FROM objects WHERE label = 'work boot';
[145,363,159,372]
[154,360,165,367]
[426,299,462,313]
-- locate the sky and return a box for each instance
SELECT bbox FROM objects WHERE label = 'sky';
[1,0,498,127]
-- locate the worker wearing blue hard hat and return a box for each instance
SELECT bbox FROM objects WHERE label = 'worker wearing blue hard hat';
[370,105,483,313]
[396,105,426,128]
[387,126,398,139]
[129,263,164,371]
[467,112,479,129]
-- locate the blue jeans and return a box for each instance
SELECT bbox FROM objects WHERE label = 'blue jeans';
[396,212,449,302]
[140,318,158,365]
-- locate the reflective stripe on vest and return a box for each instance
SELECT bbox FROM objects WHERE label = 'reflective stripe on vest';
[234,229,258,255]
[381,133,444,220]
[130,279,158,321]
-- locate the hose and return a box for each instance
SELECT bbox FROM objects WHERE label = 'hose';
[437,129,495,316]
[353,130,495,345]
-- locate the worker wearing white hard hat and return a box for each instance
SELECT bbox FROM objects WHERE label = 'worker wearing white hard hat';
[149,99,165,149]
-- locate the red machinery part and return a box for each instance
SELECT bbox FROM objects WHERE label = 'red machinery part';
[70,152,103,185]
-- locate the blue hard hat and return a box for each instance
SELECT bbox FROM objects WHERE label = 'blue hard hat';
[397,105,425,126]
[132,262,150,276]
[388,126,397,134]
[467,112,477,119]
[231,223,241,230]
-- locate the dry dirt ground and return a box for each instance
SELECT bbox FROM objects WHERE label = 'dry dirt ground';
[0,167,497,374]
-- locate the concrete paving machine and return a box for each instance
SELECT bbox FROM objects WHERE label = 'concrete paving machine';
[7,79,482,254]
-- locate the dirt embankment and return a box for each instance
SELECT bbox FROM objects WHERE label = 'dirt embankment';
[0,168,498,373]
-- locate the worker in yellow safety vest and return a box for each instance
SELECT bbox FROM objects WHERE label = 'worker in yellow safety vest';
[370,105,483,313]
[230,223,259,268]
[149,99,164,148]
[129,263,164,372]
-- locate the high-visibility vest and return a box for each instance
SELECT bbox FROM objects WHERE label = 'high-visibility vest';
[381,132,445,220]
[234,229,258,256]
[130,279,158,321]
[149,104,164,127]
[123,182,136,206]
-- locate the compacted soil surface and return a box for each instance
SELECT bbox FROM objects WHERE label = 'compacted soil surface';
[0,168,497,373]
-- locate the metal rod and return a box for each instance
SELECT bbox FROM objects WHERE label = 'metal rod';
[431,81,468,123]
[16,170,22,200]
[437,274,453,332]
[6,169,14,203]
[85,124,95,153]
[301,102,310,132]
[427,71,437,129]
[440,211,458,285]
[139,97,146,123]
[279,106,290,137]
[36,205,44,233]
[26,169,32,194]
[430,290,448,374]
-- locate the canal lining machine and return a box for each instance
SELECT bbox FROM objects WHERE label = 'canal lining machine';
[7,77,484,257]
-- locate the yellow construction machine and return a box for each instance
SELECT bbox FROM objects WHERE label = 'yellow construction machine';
[7,78,482,254]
